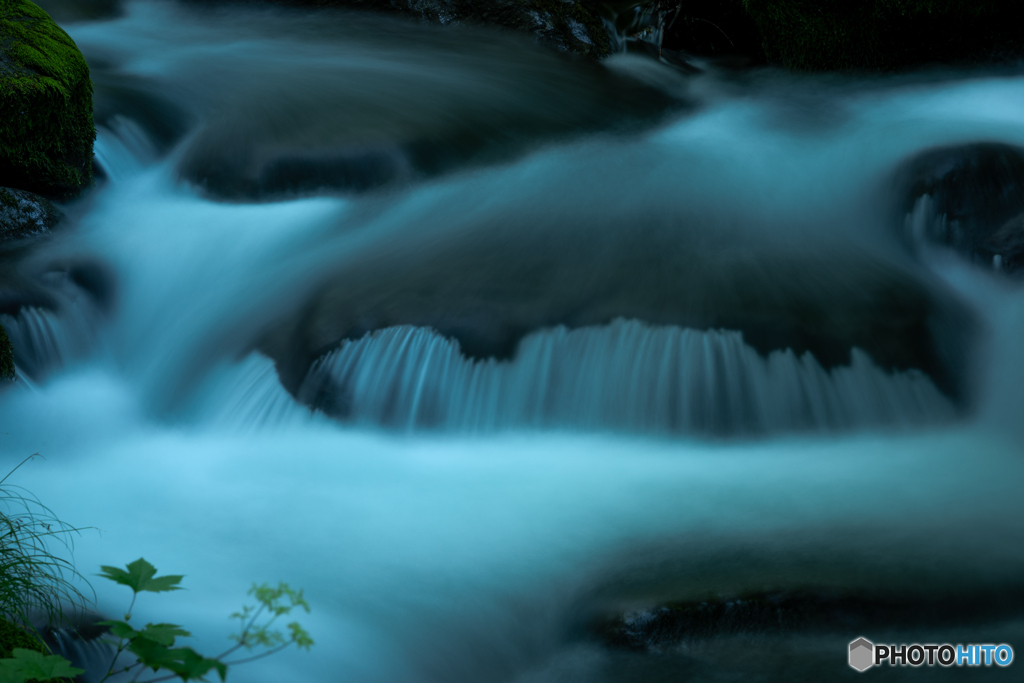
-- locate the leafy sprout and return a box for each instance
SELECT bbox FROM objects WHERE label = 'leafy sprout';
[227,583,314,658]
[96,559,313,683]
[0,458,313,683]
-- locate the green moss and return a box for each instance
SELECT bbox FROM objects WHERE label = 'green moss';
[0,618,46,657]
[0,0,95,199]
[741,0,1024,70]
[0,323,13,382]
[0,619,69,682]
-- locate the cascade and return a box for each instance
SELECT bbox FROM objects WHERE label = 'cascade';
[1,3,1022,683]
[301,320,954,435]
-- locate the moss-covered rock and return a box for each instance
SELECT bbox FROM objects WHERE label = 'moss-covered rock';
[0,618,47,656]
[0,322,13,381]
[0,187,62,241]
[741,0,1024,71]
[0,0,95,199]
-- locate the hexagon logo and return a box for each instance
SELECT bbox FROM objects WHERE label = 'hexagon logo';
[849,637,874,672]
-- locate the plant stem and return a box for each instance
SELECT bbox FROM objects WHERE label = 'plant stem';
[222,641,293,666]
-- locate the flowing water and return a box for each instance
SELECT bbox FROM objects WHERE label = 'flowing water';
[2,1,1024,681]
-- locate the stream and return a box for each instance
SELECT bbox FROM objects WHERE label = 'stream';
[2,1,1023,681]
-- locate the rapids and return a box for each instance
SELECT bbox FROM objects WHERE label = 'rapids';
[2,1,1023,682]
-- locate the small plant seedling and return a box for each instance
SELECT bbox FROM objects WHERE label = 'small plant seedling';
[0,460,312,683]
[94,558,314,683]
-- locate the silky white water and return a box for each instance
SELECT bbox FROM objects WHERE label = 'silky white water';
[2,2,1024,682]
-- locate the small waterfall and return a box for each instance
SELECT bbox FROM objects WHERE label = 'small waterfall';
[0,305,99,382]
[46,627,116,683]
[193,353,317,431]
[300,320,954,435]
[12,365,37,391]
[93,117,157,184]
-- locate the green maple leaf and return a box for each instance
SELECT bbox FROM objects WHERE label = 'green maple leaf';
[130,640,226,682]
[0,649,84,682]
[98,619,138,639]
[163,648,227,682]
[137,623,191,647]
[99,558,184,594]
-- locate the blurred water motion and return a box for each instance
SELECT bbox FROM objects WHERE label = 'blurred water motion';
[2,2,1023,682]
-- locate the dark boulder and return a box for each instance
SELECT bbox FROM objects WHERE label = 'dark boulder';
[896,143,1024,275]
[0,187,63,242]
[0,0,95,199]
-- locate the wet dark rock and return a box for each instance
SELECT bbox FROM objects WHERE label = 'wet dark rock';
[0,0,95,199]
[896,143,1024,275]
[0,192,65,383]
[594,589,1024,652]
[0,187,63,242]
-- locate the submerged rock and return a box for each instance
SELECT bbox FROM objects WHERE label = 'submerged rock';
[0,0,95,199]
[255,140,976,404]
[0,187,63,241]
[195,0,612,57]
[595,589,1024,652]
[897,143,1024,275]
[152,7,678,200]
